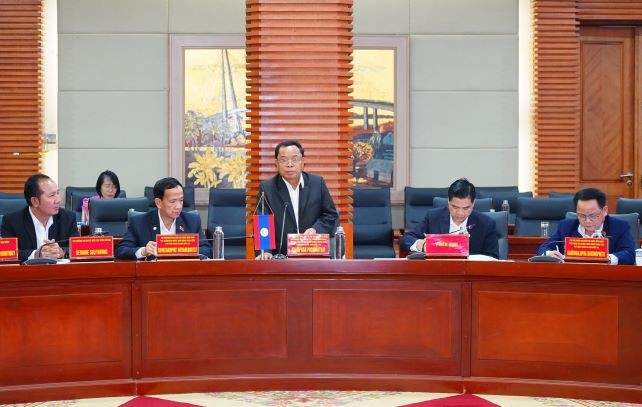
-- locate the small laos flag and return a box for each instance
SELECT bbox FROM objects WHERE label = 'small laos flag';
[253,214,276,250]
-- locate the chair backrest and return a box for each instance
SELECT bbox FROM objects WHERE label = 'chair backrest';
[482,210,509,260]
[145,186,195,211]
[477,189,534,214]
[514,197,575,236]
[566,211,639,243]
[207,188,246,258]
[548,191,575,198]
[65,186,95,211]
[353,188,395,259]
[432,196,493,212]
[615,198,642,238]
[89,197,149,236]
[404,187,448,230]
[0,192,23,199]
[0,198,27,215]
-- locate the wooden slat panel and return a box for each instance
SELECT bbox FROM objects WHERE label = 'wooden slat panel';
[245,0,354,257]
[579,1,642,20]
[0,0,42,193]
[533,1,580,195]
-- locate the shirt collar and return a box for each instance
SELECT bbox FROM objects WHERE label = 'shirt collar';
[28,206,53,229]
[281,173,304,191]
[578,223,605,238]
[157,210,176,234]
[449,215,468,234]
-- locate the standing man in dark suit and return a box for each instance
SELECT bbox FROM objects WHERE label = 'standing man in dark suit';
[116,177,212,259]
[537,187,635,264]
[400,178,499,259]
[256,140,339,259]
[1,173,79,262]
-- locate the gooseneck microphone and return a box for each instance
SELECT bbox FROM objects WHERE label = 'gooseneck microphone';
[273,202,289,260]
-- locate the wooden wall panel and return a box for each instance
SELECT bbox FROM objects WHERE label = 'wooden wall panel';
[579,1,642,20]
[245,0,354,255]
[533,1,580,195]
[0,0,42,192]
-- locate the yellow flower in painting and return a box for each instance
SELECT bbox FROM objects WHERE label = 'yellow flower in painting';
[187,150,223,188]
[350,141,374,164]
[218,152,248,188]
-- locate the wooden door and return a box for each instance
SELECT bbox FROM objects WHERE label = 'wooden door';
[579,27,638,206]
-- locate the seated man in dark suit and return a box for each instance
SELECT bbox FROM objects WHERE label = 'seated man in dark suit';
[400,178,499,259]
[256,139,339,259]
[1,173,79,262]
[537,187,635,265]
[116,177,212,259]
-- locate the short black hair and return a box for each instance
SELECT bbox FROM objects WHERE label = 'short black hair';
[24,173,51,206]
[95,170,121,198]
[153,177,183,200]
[574,187,606,209]
[274,140,304,158]
[448,178,476,202]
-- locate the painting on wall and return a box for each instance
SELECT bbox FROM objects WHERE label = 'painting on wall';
[183,48,248,189]
[350,49,395,188]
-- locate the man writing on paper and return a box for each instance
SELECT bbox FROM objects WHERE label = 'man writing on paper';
[537,188,635,264]
[255,140,339,259]
[116,177,212,259]
[1,173,79,262]
[400,178,499,259]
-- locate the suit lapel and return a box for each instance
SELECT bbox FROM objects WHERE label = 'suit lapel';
[22,207,38,248]
[438,208,450,234]
[150,210,161,238]
[175,214,187,234]
[298,172,310,222]
[49,213,60,240]
[276,177,296,227]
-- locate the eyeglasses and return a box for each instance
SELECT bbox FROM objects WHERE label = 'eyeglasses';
[102,184,116,190]
[577,212,602,221]
[277,156,302,165]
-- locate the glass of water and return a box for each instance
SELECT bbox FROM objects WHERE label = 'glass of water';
[540,221,549,237]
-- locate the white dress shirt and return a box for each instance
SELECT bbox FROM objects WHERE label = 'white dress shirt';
[282,174,305,233]
[27,207,53,260]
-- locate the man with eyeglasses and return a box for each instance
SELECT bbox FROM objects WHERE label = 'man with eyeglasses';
[537,188,635,264]
[400,178,499,258]
[255,139,338,259]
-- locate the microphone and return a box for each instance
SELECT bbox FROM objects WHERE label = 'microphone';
[272,202,289,260]
[23,239,71,265]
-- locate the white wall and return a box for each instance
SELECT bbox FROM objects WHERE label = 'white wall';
[56,0,519,226]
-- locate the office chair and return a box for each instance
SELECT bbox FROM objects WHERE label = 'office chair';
[432,196,493,212]
[477,189,533,224]
[404,187,449,231]
[88,197,149,236]
[616,198,642,238]
[207,188,247,259]
[0,198,27,217]
[353,188,395,259]
[514,197,574,236]
[482,211,509,260]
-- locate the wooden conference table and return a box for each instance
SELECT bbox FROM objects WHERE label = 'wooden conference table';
[0,259,640,404]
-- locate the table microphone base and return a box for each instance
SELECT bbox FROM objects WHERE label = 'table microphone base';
[272,254,288,260]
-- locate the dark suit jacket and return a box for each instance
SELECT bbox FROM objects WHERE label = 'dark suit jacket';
[400,206,499,259]
[0,207,79,262]
[115,209,212,260]
[258,172,339,256]
[537,215,635,265]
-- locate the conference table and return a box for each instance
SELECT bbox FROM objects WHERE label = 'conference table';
[0,259,640,404]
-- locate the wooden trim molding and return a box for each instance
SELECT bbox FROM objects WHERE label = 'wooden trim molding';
[0,0,43,192]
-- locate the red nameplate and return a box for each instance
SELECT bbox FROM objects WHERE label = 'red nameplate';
[287,234,330,257]
[69,236,114,260]
[564,237,609,262]
[156,234,199,257]
[424,234,469,257]
[0,238,18,262]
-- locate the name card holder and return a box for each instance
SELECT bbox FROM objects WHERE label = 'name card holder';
[287,234,330,258]
[0,238,19,264]
[564,237,609,263]
[424,234,469,258]
[156,234,200,258]
[69,236,114,261]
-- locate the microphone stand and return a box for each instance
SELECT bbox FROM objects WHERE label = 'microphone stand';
[272,202,289,259]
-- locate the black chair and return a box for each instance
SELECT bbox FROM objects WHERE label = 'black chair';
[353,188,395,259]
[482,210,509,260]
[403,187,448,230]
[207,188,247,259]
[88,197,149,236]
[0,192,23,199]
[566,211,639,243]
[145,186,196,212]
[68,188,126,222]
[477,188,533,224]
[432,196,493,212]
[616,198,642,238]
[0,198,27,216]
[514,197,575,236]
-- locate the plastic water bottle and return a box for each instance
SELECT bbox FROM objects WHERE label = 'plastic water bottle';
[213,226,224,259]
[334,226,345,260]
[501,199,510,223]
